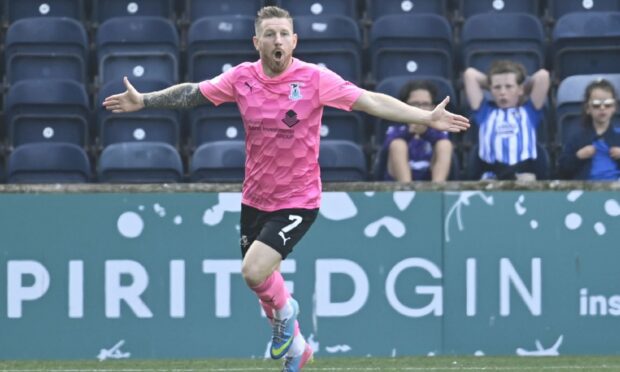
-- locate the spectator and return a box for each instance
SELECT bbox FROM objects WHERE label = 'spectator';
[463,60,550,180]
[558,79,620,180]
[383,80,454,182]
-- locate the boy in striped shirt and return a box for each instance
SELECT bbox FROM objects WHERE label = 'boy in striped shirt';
[463,60,550,180]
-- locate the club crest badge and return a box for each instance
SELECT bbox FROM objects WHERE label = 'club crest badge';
[289,82,302,101]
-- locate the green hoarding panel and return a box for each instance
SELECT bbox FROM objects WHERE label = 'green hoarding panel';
[0,190,618,360]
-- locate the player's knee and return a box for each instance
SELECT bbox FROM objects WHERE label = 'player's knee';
[241,261,267,287]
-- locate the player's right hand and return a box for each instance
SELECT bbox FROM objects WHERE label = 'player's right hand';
[102,76,144,113]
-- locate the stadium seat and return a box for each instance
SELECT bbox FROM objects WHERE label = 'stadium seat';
[5,79,90,149]
[552,12,620,81]
[320,108,366,144]
[555,74,620,145]
[547,0,620,22]
[7,143,91,183]
[96,16,180,85]
[461,12,545,75]
[277,0,358,18]
[372,75,457,146]
[185,0,263,20]
[370,14,453,81]
[292,15,362,84]
[190,140,246,182]
[6,0,84,23]
[319,140,367,181]
[92,0,173,24]
[96,79,181,149]
[366,0,447,19]
[4,17,88,84]
[0,152,6,184]
[188,103,245,150]
[458,0,540,18]
[98,142,184,183]
[187,15,257,81]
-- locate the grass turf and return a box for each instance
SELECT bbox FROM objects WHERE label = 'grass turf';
[1,356,620,371]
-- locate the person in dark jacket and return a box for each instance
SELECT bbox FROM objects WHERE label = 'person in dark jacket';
[559,78,620,180]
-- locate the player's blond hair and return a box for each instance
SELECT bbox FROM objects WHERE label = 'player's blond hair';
[255,6,293,35]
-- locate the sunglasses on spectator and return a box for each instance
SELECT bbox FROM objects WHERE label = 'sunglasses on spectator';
[589,98,616,109]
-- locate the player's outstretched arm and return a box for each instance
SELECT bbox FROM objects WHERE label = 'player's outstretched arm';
[102,76,209,113]
[352,90,470,133]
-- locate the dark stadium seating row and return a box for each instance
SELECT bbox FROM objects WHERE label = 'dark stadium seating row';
[3,11,620,87]
[3,69,619,184]
[1,0,620,184]
[0,139,371,184]
[3,0,620,24]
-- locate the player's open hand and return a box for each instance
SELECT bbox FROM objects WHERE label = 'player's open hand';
[102,76,144,113]
[429,96,470,133]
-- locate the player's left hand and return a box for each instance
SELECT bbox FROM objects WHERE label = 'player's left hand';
[429,96,470,133]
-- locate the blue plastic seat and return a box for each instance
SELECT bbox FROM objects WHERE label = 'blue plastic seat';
[366,0,447,19]
[552,12,620,80]
[5,79,90,149]
[373,75,457,146]
[6,0,84,22]
[92,0,173,24]
[459,0,540,18]
[555,74,620,145]
[190,140,246,182]
[98,142,184,183]
[96,16,180,85]
[461,12,545,75]
[188,103,245,149]
[97,79,181,149]
[7,143,91,184]
[320,109,366,144]
[547,0,620,22]
[278,0,357,18]
[186,0,263,20]
[4,17,88,84]
[370,14,453,81]
[319,140,367,182]
[187,15,257,81]
[0,152,5,184]
[293,15,362,84]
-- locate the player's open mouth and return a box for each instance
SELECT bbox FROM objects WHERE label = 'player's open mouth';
[274,50,283,60]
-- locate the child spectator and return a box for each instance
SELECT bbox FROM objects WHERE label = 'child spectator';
[383,80,454,182]
[558,79,620,180]
[463,60,550,180]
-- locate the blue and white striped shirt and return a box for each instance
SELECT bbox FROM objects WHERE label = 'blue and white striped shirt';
[474,99,541,165]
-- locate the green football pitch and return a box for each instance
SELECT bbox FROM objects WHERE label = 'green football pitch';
[1,356,620,372]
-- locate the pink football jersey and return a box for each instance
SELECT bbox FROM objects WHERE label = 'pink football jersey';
[199,58,363,211]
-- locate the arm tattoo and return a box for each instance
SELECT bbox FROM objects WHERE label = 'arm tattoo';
[143,83,208,109]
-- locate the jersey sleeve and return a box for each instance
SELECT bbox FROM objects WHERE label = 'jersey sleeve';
[425,128,449,145]
[473,97,492,126]
[383,125,409,148]
[318,67,364,111]
[198,66,238,106]
[522,99,543,128]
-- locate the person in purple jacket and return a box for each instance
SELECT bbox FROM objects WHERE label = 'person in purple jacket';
[383,80,454,182]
